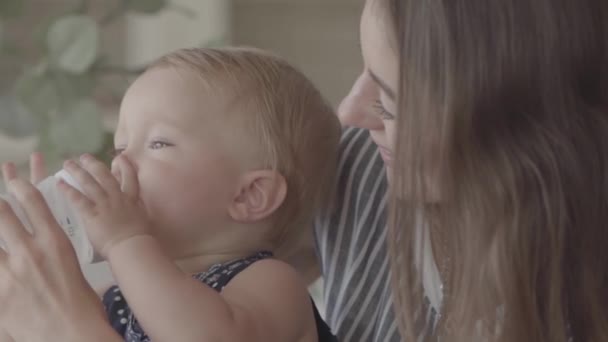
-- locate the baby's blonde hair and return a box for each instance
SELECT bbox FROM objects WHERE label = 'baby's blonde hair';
[149,47,341,252]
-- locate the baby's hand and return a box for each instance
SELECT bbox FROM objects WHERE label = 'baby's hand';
[59,154,150,260]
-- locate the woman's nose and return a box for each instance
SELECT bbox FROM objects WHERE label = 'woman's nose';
[337,73,384,131]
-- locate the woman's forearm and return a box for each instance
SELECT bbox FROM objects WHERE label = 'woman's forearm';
[64,318,123,342]
[0,329,14,342]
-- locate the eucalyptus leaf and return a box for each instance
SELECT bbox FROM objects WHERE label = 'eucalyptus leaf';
[0,39,19,58]
[37,132,64,172]
[95,132,116,166]
[126,0,167,14]
[47,100,105,156]
[0,95,39,138]
[14,63,62,117]
[34,13,65,51]
[0,0,23,18]
[52,71,95,101]
[47,16,99,74]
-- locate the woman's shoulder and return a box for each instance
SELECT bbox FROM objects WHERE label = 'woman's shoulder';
[314,126,388,241]
[338,127,383,170]
[333,126,388,207]
[313,127,392,341]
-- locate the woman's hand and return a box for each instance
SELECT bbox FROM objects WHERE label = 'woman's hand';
[60,153,151,260]
[2,152,48,185]
[0,154,45,342]
[0,157,108,342]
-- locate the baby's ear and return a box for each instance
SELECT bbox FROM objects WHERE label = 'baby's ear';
[228,170,287,223]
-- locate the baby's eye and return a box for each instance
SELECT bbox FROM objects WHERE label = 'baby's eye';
[149,141,172,150]
[109,147,125,158]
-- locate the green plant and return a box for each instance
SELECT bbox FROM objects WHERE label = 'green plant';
[0,0,194,169]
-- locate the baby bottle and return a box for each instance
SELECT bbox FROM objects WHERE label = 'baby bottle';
[0,170,98,264]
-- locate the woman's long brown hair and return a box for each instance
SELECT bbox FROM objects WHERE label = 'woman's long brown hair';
[382,0,608,340]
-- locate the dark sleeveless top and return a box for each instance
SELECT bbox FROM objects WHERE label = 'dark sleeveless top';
[103,251,338,341]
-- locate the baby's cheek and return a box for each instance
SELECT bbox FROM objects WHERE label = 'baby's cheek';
[147,191,209,225]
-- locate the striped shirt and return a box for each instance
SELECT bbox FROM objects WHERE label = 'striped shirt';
[314,127,400,341]
[314,127,443,342]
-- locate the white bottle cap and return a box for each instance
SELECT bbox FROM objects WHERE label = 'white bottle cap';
[0,171,101,264]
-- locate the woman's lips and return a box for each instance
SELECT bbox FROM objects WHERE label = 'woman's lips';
[377,146,393,166]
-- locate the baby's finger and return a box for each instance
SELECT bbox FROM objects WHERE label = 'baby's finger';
[29,153,48,184]
[0,241,6,260]
[57,180,95,216]
[111,161,122,185]
[113,156,139,200]
[79,154,120,195]
[64,160,107,201]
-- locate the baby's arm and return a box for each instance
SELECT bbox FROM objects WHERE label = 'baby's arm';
[95,281,115,298]
[107,236,317,342]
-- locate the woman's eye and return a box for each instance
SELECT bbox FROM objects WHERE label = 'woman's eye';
[372,100,395,120]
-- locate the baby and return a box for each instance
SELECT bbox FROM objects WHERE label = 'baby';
[55,47,340,341]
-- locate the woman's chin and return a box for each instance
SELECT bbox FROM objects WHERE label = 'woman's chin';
[385,166,393,185]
